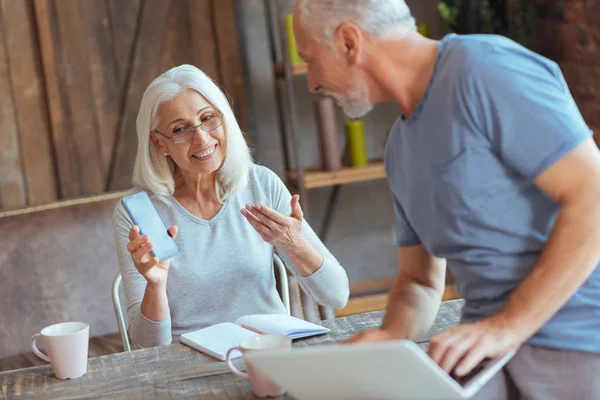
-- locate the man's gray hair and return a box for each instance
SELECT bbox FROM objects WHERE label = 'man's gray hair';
[296,0,416,43]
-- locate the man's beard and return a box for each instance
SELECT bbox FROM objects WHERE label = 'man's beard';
[329,83,373,119]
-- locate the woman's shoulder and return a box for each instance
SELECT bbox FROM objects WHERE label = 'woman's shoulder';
[247,164,285,188]
[238,164,288,206]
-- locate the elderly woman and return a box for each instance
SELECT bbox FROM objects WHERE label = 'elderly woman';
[113,64,349,348]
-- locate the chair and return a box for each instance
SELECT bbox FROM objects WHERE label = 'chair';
[112,254,292,352]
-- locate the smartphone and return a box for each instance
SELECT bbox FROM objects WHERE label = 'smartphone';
[121,191,180,262]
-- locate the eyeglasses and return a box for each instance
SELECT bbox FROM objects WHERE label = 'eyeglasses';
[154,113,224,144]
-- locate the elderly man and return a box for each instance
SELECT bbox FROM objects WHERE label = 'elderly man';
[293,1,600,399]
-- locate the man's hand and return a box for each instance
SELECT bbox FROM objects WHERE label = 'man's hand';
[427,314,524,377]
[345,329,395,344]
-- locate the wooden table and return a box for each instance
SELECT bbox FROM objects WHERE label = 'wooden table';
[0,300,463,399]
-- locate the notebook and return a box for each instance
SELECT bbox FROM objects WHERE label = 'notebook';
[180,314,330,361]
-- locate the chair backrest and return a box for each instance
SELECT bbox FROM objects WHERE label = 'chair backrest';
[112,273,131,352]
[112,254,293,351]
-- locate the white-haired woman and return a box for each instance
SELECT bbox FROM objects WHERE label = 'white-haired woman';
[112,64,349,348]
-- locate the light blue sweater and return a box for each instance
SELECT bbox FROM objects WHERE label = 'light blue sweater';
[113,165,349,348]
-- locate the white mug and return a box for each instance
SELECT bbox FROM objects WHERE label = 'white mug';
[226,334,292,398]
[30,322,89,380]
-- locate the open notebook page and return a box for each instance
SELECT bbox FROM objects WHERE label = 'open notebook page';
[235,314,330,339]
[180,322,259,361]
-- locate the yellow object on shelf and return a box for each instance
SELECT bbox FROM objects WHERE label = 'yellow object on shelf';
[417,22,430,38]
[345,119,368,168]
[285,14,303,65]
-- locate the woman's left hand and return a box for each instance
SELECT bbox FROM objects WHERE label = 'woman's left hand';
[241,194,305,252]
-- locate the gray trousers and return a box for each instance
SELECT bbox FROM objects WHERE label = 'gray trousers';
[472,344,600,400]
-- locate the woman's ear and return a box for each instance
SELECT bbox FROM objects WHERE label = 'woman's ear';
[150,132,168,155]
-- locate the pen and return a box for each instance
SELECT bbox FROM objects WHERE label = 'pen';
[241,324,267,335]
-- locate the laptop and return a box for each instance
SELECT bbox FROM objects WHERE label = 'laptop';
[245,340,515,400]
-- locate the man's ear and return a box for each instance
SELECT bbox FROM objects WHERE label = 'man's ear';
[336,22,363,65]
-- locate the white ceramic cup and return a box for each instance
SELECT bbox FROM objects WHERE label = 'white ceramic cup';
[30,321,89,380]
[226,334,292,398]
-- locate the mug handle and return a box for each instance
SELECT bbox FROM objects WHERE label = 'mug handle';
[226,347,248,379]
[30,333,50,363]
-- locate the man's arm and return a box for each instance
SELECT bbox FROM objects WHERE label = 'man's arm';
[347,244,446,342]
[495,138,600,336]
[429,138,600,376]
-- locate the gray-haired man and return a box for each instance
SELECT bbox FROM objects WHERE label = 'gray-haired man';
[293,1,600,398]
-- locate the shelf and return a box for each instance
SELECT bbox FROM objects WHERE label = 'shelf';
[335,284,460,317]
[287,161,386,189]
[350,277,396,297]
[274,62,307,77]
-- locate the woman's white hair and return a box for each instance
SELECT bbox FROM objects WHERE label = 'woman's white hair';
[296,0,417,43]
[132,64,253,203]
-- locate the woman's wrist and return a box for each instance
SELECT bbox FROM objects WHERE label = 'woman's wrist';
[281,236,324,277]
[281,235,311,257]
[145,280,168,292]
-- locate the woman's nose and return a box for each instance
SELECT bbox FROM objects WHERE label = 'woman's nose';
[192,126,209,143]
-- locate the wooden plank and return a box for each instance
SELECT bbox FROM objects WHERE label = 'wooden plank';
[274,61,308,77]
[442,284,460,301]
[336,293,389,317]
[108,0,171,191]
[350,275,457,297]
[106,0,142,81]
[211,0,249,134]
[187,0,219,80]
[109,0,237,191]
[337,284,461,318]
[33,0,105,199]
[0,302,463,399]
[349,276,396,296]
[0,4,27,210]
[1,0,58,207]
[288,161,386,189]
[56,0,106,196]
[83,0,140,183]
[32,0,70,198]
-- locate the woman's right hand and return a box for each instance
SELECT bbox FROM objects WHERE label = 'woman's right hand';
[127,225,178,286]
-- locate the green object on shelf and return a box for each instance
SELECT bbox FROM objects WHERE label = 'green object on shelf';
[417,22,430,38]
[345,119,368,168]
[285,14,303,65]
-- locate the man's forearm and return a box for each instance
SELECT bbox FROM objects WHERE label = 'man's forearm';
[381,272,444,341]
[495,200,600,340]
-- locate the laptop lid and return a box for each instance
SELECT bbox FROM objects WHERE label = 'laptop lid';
[246,340,514,400]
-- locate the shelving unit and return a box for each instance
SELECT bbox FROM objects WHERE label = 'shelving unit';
[288,161,386,189]
[267,1,388,322]
[274,61,307,77]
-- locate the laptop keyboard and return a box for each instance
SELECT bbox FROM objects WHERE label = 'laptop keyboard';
[450,359,489,387]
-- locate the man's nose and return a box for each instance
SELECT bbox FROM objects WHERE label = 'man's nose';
[308,80,322,94]
[311,85,323,94]
[307,71,322,94]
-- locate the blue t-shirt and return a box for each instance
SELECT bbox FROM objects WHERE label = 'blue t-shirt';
[385,34,599,353]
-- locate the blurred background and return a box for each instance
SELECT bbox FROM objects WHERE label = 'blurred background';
[0,0,598,321]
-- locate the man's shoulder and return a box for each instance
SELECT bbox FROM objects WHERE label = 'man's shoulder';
[442,34,520,70]
[445,34,556,77]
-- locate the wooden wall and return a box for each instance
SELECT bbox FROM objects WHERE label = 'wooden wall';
[0,0,247,211]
